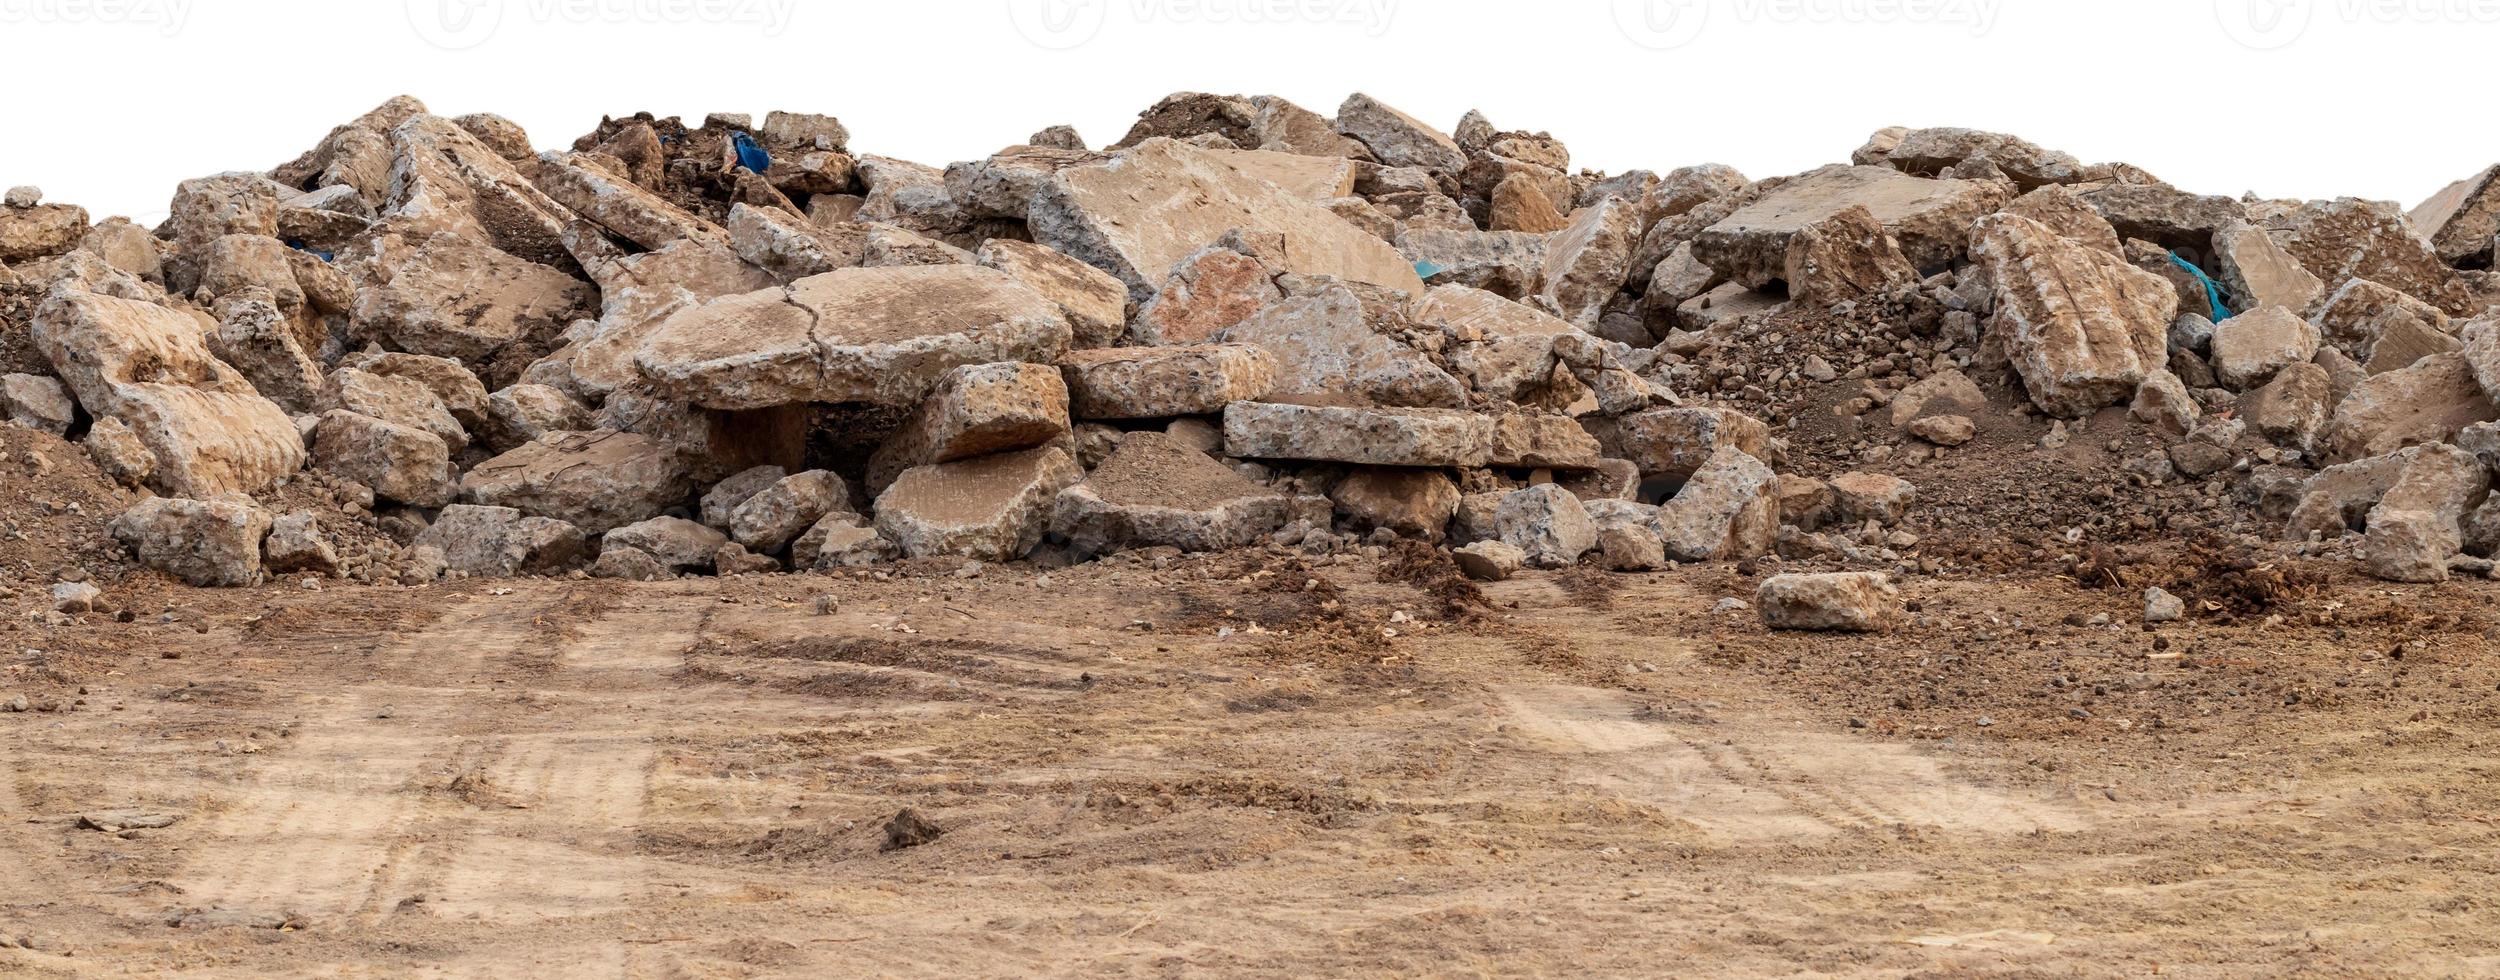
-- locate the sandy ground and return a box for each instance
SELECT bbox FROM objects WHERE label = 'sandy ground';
[4,547,2500,978]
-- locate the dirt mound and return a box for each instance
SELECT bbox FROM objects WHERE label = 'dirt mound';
[0,426,134,587]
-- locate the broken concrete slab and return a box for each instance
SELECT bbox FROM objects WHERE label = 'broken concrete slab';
[0,373,74,436]
[1536,196,1640,326]
[1414,285,1582,406]
[1129,243,1284,346]
[310,410,456,508]
[459,429,691,534]
[1222,402,1493,468]
[635,265,1072,410]
[1585,407,1771,486]
[352,233,595,364]
[603,517,729,572]
[1969,213,2177,417]
[793,514,898,570]
[1029,139,1424,301]
[1216,279,1465,408]
[262,511,340,576]
[1871,127,2084,190]
[324,367,469,453]
[1654,446,1779,562]
[109,495,272,588]
[1783,204,1919,308]
[866,362,1071,494]
[2210,306,2321,391]
[32,288,305,498]
[2213,220,2323,315]
[1335,93,1464,175]
[975,239,1128,348]
[1329,467,1462,542]
[1397,227,1548,298]
[482,384,593,453]
[2312,278,2450,365]
[414,504,587,577]
[2363,444,2490,583]
[2076,185,2247,252]
[1496,484,1597,569]
[2269,197,2469,314]
[1452,539,1526,581]
[2241,362,2331,452]
[730,470,855,554]
[1693,165,2009,289]
[1058,344,1277,420]
[1206,148,1361,201]
[873,446,1081,561]
[1999,185,2122,255]
[2319,352,2500,464]
[0,199,88,263]
[1830,472,1917,525]
[339,351,492,430]
[2411,164,2500,266]
[1487,413,1603,470]
[1758,572,1898,632]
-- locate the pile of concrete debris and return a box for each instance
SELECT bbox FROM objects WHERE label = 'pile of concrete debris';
[4,93,2500,625]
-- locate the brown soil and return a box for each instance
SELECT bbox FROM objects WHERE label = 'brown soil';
[6,537,2499,976]
[0,426,140,591]
[1088,431,1269,508]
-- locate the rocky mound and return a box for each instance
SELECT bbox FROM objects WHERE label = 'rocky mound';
[5,96,2500,633]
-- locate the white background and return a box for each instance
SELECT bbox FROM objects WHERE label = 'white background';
[3,0,2493,225]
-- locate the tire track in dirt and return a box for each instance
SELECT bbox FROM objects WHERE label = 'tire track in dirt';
[0,759,76,911]
[1498,685,2081,839]
[384,596,717,929]
[168,592,571,921]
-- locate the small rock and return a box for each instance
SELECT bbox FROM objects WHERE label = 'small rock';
[1758,572,1899,633]
[78,809,181,832]
[1495,484,1596,569]
[2144,587,2185,624]
[1907,415,1975,447]
[1452,540,1527,582]
[881,808,945,852]
[51,581,101,614]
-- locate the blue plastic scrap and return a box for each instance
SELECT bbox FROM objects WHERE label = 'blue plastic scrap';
[731,131,772,175]
[281,238,335,263]
[2167,251,2231,323]
[1413,260,1448,280]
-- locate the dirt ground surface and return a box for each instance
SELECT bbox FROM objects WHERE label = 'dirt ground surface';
[6,541,2500,978]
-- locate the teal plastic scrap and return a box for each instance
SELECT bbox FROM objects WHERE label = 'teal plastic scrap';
[731,132,772,175]
[1414,261,1448,280]
[2167,251,2231,323]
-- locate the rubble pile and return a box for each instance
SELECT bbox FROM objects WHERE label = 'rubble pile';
[7,94,2500,628]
